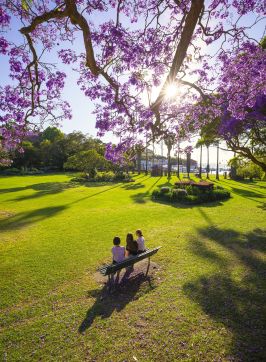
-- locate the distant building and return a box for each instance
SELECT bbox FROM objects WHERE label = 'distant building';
[139,153,197,172]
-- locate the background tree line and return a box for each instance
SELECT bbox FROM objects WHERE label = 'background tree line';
[4,127,106,172]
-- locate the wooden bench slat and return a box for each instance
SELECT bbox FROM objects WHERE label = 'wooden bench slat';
[99,246,162,276]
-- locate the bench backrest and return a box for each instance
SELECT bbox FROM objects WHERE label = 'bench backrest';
[99,246,161,276]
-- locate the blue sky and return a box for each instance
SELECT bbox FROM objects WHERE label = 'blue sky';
[1,5,265,167]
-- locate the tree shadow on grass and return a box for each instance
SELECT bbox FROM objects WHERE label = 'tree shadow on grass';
[257,202,266,211]
[230,179,266,190]
[0,205,68,232]
[222,179,266,193]
[7,182,80,201]
[69,183,124,205]
[122,182,146,190]
[156,179,175,188]
[230,186,265,199]
[78,272,155,333]
[130,177,162,204]
[183,216,266,361]
[151,199,224,209]
[4,181,123,202]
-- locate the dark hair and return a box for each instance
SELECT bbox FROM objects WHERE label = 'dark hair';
[113,236,121,245]
[126,233,134,244]
[136,229,143,237]
[126,233,138,254]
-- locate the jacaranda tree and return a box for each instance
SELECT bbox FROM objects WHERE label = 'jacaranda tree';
[0,0,265,163]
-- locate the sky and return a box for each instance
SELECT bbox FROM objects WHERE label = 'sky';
[1,3,265,168]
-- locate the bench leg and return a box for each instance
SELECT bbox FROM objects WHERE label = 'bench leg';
[108,274,114,292]
[145,257,151,276]
[115,270,121,284]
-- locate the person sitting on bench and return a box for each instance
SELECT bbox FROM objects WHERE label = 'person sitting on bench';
[136,229,146,254]
[111,236,125,264]
[125,233,138,257]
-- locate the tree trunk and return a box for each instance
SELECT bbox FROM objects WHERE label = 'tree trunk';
[177,151,180,179]
[186,152,191,178]
[152,142,155,168]
[136,149,141,174]
[199,145,202,179]
[167,144,172,179]
[206,146,210,179]
[216,143,219,180]
[151,0,204,113]
[145,136,148,175]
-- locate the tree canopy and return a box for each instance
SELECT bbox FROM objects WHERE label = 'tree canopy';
[0,0,265,165]
[64,149,107,178]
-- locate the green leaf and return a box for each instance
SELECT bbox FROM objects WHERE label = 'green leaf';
[21,0,32,11]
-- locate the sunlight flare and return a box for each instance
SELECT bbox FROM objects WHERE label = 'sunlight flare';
[164,83,179,99]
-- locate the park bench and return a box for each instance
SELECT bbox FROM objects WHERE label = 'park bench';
[99,247,162,284]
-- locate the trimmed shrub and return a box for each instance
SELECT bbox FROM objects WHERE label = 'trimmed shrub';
[184,195,198,203]
[185,185,193,195]
[152,184,230,205]
[95,171,115,182]
[191,186,201,196]
[151,189,161,199]
[113,172,134,182]
[1,168,20,175]
[212,189,231,201]
[71,171,134,183]
[71,176,86,182]
[171,188,187,201]
[160,187,171,194]
[0,168,44,175]
[198,192,216,203]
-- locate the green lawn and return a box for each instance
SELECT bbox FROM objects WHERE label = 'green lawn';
[0,174,265,361]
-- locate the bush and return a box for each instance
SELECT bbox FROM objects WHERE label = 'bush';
[191,186,201,196]
[171,188,187,201]
[212,189,231,201]
[23,168,44,175]
[198,191,216,203]
[71,176,87,182]
[151,189,160,199]
[113,171,133,182]
[184,195,198,203]
[2,168,21,175]
[95,171,115,182]
[0,168,43,175]
[160,187,171,194]
[185,185,193,195]
[71,171,134,183]
[152,184,230,204]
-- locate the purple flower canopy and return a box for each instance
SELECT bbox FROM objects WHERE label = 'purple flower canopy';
[0,0,265,163]
[219,94,266,139]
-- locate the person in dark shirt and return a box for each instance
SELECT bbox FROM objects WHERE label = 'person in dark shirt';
[125,233,138,256]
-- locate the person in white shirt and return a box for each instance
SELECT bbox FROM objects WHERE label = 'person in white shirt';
[136,229,146,253]
[111,236,125,263]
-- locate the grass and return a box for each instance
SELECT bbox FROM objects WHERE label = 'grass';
[0,173,265,361]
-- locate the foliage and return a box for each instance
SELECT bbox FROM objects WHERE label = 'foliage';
[171,188,188,201]
[64,150,107,178]
[2,127,108,172]
[152,184,230,204]
[0,167,43,175]
[228,156,265,180]
[0,145,12,167]
[41,126,64,142]
[160,187,171,194]
[196,43,266,172]
[0,0,265,165]
[71,171,134,183]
